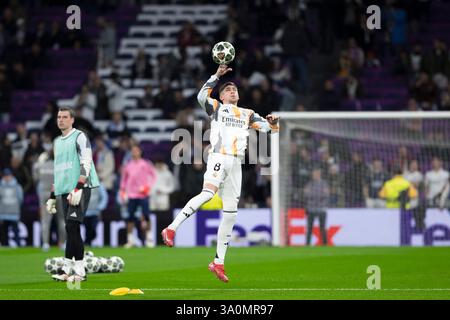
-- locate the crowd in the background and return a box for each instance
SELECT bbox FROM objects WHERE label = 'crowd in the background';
[290,134,450,211]
[3,0,450,246]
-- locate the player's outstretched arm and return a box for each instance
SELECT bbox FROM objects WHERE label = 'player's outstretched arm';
[197,64,232,116]
[249,112,280,133]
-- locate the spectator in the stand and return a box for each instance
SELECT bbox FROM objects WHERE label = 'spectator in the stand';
[295,147,313,207]
[170,89,186,119]
[93,135,115,191]
[0,23,6,60]
[0,134,12,170]
[131,48,153,80]
[411,72,437,105]
[84,183,108,246]
[403,159,426,231]
[137,84,154,109]
[177,21,202,49]
[425,157,449,207]
[346,38,365,73]
[364,159,389,208]
[107,111,129,142]
[156,54,179,82]
[318,80,341,111]
[47,21,64,50]
[337,51,352,78]
[75,85,97,121]
[23,132,43,173]
[24,42,46,70]
[439,91,450,111]
[389,4,408,53]
[10,61,32,89]
[29,22,49,49]
[409,44,425,75]
[0,71,12,123]
[43,101,60,139]
[342,75,364,100]
[250,87,271,117]
[304,169,329,246]
[10,156,32,193]
[390,145,411,173]
[270,57,292,86]
[328,164,344,207]
[150,159,176,211]
[106,72,124,114]
[260,78,279,111]
[425,39,449,90]
[11,123,28,161]
[114,134,133,169]
[87,71,109,119]
[276,10,311,93]
[41,132,53,152]
[344,152,367,207]
[33,149,66,251]
[73,107,97,139]
[154,79,175,117]
[2,7,16,37]
[97,17,116,67]
[0,168,23,247]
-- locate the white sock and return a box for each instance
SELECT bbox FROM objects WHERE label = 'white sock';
[169,189,215,231]
[74,260,86,277]
[62,258,74,275]
[214,211,237,265]
[146,231,153,242]
[127,232,134,244]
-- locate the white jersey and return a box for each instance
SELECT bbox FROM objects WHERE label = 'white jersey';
[425,169,449,200]
[197,75,279,158]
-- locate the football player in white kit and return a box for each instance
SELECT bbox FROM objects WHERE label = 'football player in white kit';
[162,64,279,282]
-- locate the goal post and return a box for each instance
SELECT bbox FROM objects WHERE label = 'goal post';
[271,111,450,246]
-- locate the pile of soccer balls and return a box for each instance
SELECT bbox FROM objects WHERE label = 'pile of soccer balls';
[44,251,125,275]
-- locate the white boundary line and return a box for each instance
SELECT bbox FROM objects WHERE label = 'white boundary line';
[1,288,450,291]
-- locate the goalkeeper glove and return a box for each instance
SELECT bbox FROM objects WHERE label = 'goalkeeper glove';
[139,185,150,196]
[46,192,57,214]
[67,180,85,206]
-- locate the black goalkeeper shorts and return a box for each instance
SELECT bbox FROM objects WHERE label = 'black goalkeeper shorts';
[56,188,91,223]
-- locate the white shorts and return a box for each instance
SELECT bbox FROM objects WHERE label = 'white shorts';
[204,153,242,201]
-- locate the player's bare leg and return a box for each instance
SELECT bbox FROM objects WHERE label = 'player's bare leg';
[162,183,218,247]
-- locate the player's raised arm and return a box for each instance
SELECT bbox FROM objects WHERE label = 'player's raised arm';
[249,112,280,133]
[197,64,232,116]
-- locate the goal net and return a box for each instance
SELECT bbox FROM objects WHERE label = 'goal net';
[271,112,450,246]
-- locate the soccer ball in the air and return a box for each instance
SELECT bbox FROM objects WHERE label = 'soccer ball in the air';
[44,257,64,274]
[212,41,235,65]
[83,256,101,274]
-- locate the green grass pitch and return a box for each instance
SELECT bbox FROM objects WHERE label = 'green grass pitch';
[0,246,449,300]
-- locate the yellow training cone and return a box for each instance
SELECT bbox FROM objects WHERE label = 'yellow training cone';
[128,289,144,295]
[109,287,130,296]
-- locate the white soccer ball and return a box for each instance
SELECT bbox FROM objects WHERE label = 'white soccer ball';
[110,256,125,272]
[84,251,95,257]
[83,256,101,274]
[100,257,116,273]
[44,257,64,274]
[212,41,235,65]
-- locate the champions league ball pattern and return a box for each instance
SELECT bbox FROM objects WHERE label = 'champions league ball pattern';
[44,252,124,275]
[212,41,235,65]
